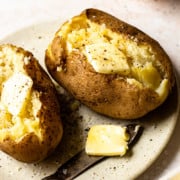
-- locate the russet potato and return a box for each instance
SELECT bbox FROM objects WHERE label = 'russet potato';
[45,8,174,119]
[0,44,63,163]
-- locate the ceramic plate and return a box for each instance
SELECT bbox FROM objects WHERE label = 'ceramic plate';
[0,20,179,180]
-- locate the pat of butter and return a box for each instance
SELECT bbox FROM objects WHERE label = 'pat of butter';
[155,79,168,102]
[85,125,129,156]
[1,73,33,116]
[84,43,130,74]
[131,62,161,89]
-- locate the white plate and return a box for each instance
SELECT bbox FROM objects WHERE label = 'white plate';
[0,20,179,180]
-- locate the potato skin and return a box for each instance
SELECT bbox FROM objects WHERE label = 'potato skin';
[0,44,63,163]
[45,9,174,119]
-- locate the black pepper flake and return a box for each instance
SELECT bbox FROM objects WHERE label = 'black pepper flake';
[38,36,42,39]
[84,127,90,132]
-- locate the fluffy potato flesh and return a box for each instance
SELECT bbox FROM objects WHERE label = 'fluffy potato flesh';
[0,44,63,162]
[58,14,168,102]
[0,46,42,142]
[46,9,174,119]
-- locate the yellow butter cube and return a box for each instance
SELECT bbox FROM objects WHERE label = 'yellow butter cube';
[85,125,129,156]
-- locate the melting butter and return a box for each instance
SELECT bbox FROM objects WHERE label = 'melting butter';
[85,125,129,156]
[1,72,33,116]
[84,43,130,75]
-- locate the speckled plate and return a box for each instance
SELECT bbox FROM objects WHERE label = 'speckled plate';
[0,20,179,180]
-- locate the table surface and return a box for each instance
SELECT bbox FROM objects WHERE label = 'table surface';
[0,0,179,179]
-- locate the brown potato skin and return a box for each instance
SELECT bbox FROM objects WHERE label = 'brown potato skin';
[45,9,174,119]
[0,45,63,163]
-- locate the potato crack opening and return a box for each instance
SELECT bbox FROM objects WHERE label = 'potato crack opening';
[57,15,168,100]
[0,46,42,142]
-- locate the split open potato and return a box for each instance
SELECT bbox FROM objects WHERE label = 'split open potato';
[0,44,63,163]
[45,8,174,119]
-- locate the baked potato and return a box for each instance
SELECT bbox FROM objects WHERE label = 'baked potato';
[45,8,174,119]
[0,44,63,163]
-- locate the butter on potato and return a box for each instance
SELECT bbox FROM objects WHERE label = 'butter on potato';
[0,44,63,163]
[1,72,33,116]
[85,125,129,156]
[45,8,175,119]
[62,14,169,101]
[84,43,130,75]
